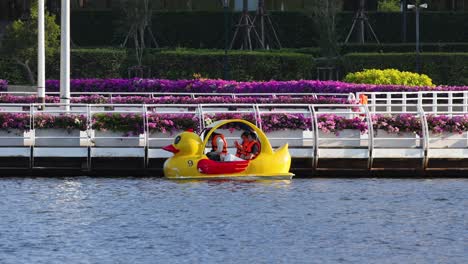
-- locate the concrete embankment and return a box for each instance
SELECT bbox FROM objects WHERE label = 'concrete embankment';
[1,155,467,178]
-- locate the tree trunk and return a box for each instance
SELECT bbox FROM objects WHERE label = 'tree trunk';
[14,58,35,85]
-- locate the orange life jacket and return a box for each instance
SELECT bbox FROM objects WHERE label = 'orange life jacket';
[359,94,368,105]
[236,140,260,159]
[211,134,228,154]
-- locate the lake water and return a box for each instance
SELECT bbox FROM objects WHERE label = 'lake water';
[0,178,466,264]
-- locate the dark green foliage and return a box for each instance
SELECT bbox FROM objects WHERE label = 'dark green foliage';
[343,53,468,86]
[69,11,468,48]
[0,49,315,83]
[71,49,127,78]
[337,12,468,43]
[139,49,316,81]
[1,49,466,85]
[71,10,117,47]
[341,43,468,53]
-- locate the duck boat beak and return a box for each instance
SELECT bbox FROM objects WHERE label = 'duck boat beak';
[162,144,180,154]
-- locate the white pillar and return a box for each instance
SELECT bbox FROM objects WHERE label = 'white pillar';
[60,0,70,111]
[38,0,46,105]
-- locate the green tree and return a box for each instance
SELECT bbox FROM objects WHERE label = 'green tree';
[0,0,60,84]
[378,0,401,12]
[310,0,342,58]
[120,0,158,68]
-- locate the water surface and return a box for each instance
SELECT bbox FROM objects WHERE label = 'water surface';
[0,178,466,263]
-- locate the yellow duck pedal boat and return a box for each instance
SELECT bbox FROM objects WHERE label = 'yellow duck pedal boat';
[162,119,294,180]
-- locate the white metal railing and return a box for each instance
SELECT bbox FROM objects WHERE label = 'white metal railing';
[0,103,466,171]
[358,91,468,114]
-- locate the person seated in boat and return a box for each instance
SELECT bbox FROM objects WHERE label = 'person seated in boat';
[205,130,228,161]
[235,131,261,160]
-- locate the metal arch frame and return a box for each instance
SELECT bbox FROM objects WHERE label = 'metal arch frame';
[0,104,33,170]
[255,104,316,168]
[419,104,430,170]
[305,105,316,170]
[369,103,428,170]
[254,104,261,130]
[310,105,319,170]
[31,103,91,170]
[88,104,147,171]
[363,104,374,170]
[142,104,149,169]
[311,103,372,171]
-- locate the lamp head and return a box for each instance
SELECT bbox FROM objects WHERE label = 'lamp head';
[419,3,428,9]
[222,0,230,8]
[407,4,416,9]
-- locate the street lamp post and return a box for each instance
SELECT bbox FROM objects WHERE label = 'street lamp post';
[60,0,71,111]
[407,3,427,73]
[38,0,45,107]
[223,0,230,80]
[401,0,407,42]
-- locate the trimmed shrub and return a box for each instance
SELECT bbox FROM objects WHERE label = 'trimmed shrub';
[139,49,315,81]
[343,53,468,86]
[344,69,434,87]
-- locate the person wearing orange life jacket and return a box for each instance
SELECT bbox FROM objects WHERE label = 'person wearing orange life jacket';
[205,130,228,161]
[235,131,261,160]
[211,132,228,155]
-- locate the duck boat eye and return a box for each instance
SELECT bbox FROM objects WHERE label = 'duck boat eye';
[174,136,181,144]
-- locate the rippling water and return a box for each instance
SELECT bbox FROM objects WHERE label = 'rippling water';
[0,178,466,264]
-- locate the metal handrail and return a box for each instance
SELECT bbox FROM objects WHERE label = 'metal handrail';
[360,91,468,113]
[0,91,353,98]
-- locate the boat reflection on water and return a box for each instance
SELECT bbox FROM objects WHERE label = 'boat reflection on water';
[171,178,292,189]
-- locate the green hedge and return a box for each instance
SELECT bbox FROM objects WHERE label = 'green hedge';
[138,49,316,80]
[341,43,468,53]
[343,53,468,86]
[2,49,467,85]
[0,49,316,83]
[70,11,468,48]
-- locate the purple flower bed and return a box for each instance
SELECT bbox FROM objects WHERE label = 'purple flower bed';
[260,114,312,132]
[147,114,199,134]
[317,114,369,135]
[372,114,422,135]
[0,113,30,131]
[204,113,257,132]
[426,115,468,134]
[34,114,88,131]
[92,113,144,136]
[43,79,468,93]
[205,113,313,133]
[0,80,7,91]
[0,95,353,105]
[0,95,60,104]
[1,111,466,137]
